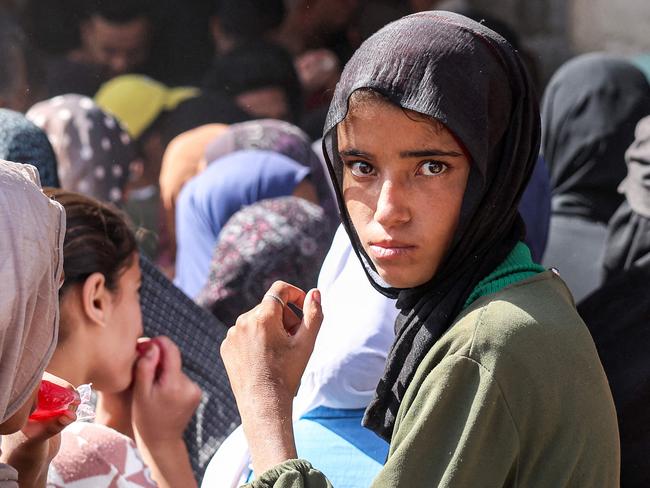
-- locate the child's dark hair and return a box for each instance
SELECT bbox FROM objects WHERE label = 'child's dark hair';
[45,188,137,295]
[84,0,155,24]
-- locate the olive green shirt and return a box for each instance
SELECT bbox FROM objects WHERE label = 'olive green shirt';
[245,271,620,487]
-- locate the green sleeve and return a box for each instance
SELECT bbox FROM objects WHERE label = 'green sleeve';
[242,459,333,488]
[370,355,519,487]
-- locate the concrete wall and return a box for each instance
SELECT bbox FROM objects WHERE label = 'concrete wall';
[570,0,650,55]
[435,0,650,87]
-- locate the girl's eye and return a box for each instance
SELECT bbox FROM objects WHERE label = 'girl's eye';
[419,161,447,176]
[348,161,375,177]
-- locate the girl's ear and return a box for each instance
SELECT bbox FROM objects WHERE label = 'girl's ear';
[81,272,111,328]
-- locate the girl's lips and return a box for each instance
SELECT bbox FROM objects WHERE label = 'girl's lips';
[368,243,417,260]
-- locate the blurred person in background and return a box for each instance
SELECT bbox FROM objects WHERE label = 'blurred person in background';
[202,41,302,122]
[95,75,199,258]
[159,124,230,269]
[0,13,29,113]
[273,0,359,64]
[96,74,248,260]
[578,115,650,487]
[72,0,155,79]
[0,108,59,187]
[196,197,331,326]
[203,119,337,225]
[27,94,137,206]
[541,53,650,301]
[209,0,286,56]
[174,150,320,298]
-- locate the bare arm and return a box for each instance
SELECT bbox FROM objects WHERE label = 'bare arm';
[131,337,202,488]
[221,282,322,476]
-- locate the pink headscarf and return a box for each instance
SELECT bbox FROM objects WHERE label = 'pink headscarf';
[0,160,65,424]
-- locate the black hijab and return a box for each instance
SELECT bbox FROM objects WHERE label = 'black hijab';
[603,115,650,280]
[322,11,540,440]
[541,53,650,224]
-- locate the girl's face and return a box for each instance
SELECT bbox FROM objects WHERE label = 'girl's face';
[337,95,471,288]
[92,254,143,393]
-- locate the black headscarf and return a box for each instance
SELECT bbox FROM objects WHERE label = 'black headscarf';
[321,11,540,440]
[603,115,650,280]
[541,53,650,225]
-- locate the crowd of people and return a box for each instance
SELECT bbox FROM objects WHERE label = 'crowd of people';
[0,0,649,487]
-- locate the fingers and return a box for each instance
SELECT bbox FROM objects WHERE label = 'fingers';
[133,340,160,397]
[153,336,182,385]
[266,281,307,310]
[295,289,323,344]
[258,281,307,335]
[42,371,76,394]
[23,410,76,442]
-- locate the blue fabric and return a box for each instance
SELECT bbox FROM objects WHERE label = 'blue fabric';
[293,407,388,487]
[519,156,551,262]
[174,149,311,297]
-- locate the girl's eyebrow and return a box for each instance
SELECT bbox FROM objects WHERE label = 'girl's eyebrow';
[399,149,463,158]
[339,148,463,159]
[339,148,371,158]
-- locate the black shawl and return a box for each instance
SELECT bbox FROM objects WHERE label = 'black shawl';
[541,53,650,225]
[321,11,540,440]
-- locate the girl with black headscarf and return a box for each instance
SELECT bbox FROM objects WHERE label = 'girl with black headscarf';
[541,53,650,301]
[219,12,619,487]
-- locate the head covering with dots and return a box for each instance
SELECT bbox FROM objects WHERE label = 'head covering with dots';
[27,94,138,204]
[0,109,60,187]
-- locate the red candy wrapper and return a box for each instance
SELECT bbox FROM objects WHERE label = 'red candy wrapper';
[29,380,80,421]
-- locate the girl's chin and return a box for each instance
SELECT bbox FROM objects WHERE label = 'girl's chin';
[376,266,433,289]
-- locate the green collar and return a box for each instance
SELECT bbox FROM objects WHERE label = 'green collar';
[464,242,545,309]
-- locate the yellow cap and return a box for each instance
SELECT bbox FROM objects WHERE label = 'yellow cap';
[95,75,200,139]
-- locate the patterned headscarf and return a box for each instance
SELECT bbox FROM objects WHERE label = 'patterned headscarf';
[0,109,59,187]
[196,197,331,326]
[27,94,138,204]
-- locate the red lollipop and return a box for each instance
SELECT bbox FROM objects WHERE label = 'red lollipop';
[29,380,80,421]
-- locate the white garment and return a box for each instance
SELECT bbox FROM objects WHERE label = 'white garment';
[201,225,398,487]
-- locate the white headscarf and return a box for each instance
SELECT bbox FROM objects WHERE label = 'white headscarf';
[0,160,65,424]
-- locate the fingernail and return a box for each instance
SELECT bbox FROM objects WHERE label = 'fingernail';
[312,289,321,305]
[60,414,74,426]
[145,344,157,359]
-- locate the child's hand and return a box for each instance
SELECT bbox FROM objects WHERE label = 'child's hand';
[131,336,202,446]
[1,372,77,485]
